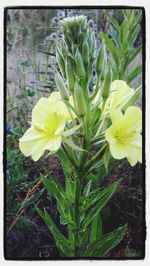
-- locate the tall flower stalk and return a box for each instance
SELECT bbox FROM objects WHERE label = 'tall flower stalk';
[19,15,142,257]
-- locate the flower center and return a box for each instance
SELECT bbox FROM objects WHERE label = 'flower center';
[114,129,136,145]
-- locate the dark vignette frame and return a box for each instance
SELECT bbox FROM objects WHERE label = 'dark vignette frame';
[3,5,146,261]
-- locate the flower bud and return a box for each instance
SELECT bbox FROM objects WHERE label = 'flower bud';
[65,57,75,92]
[102,65,112,100]
[91,33,96,55]
[55,72,69,101]
[96,44,106,75]
[122,87,141,112]
[88,32,95,55]
[82,40,89,66]
[56,49,66,79]
[74,82,87,117]
[75,48,86,79]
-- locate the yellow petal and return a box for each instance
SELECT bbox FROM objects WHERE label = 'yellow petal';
[19,127,51,161]
[110,108,124,125]
[110,80,134,109]
[19,128,62,161]
[19,127,43,156]
[32,97,53,126]
[105,126,117,144]
[53,114,66,135]
[49,91,61,101]
[126,144,142,166]
[130,133,142,147]
[31,138,50,161]
[49,92,74,122]
[31,136,61,161]
[44,136,62,151]
[109,142,128,159]
[124,106,142,132]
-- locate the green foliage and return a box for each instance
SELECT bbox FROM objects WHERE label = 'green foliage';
[38,171,126,256]
[100,10,142,84]
[84,224,127,256]
[36,207,74,256]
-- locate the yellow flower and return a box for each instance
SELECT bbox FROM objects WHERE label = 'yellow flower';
[93,80,134,115]
[106,80,134,110]
[105,106,142,166]
[19,97,66,161]
[49,91,75,122]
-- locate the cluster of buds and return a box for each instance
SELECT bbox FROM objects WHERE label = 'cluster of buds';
[55,15,114,119]
[55,15,97,118]
[59,15,96,82]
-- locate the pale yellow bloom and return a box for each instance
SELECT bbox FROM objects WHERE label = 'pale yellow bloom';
[19,97,66,161]
[105,106,142,166]
[94,80,134,114]
[106,80,134,110]
[49,91,75,122]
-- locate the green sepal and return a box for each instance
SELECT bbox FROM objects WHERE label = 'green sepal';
[55,71,69,100]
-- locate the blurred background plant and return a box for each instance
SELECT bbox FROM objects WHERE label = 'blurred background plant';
[5,8,143,258]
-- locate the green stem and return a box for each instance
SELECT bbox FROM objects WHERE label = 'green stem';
[78,143,107,180]
[73,177,82,256]
[90,75,101,101]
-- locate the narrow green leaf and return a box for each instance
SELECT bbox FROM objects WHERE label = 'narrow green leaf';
[57,149,75,198]
[83,180,92,197]
[63,124,82,138]
[63,137,87,152]
[106,12,120,32]
[90,213,103,243]
[103,149,111,173]
[129,24,140,47]
[119,20,129,50]
[108,26,120,48]
[123,9,132,20]
[94,223,128,256]
[82,181,118,211]
[36,207,73,256]
[42,176,74,226]
[42,175,65,201]
[134,11,142,27]
[126,46,142,66]
[81,181,119,230]
[84,223,127,257]
[86,172,100,185]
[127,65,142,84]
[91,108,102,127]
[99,32,119,66]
